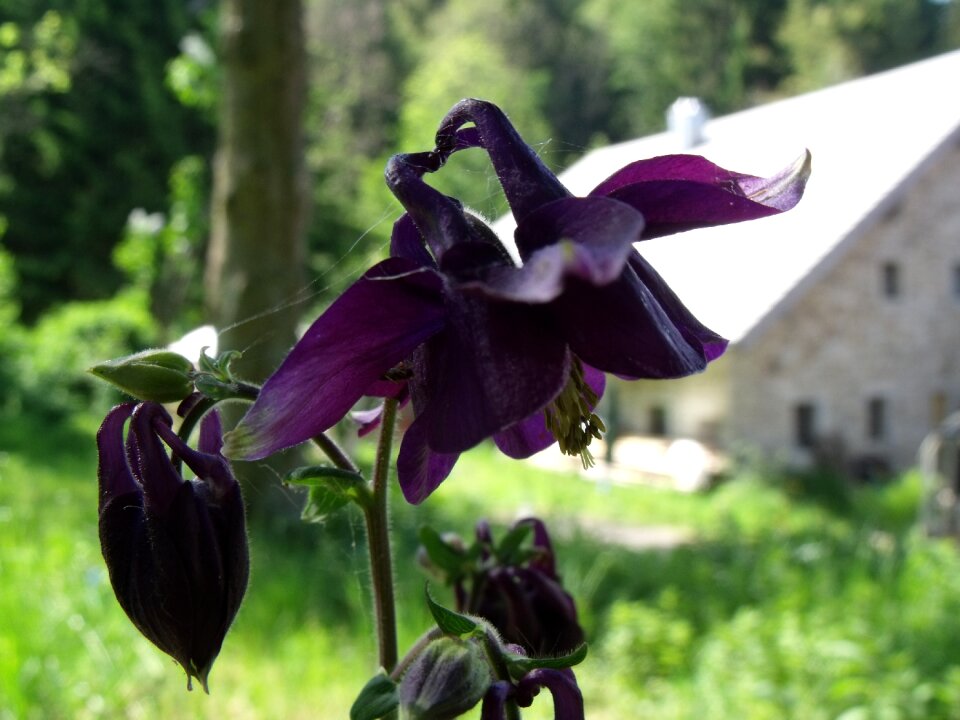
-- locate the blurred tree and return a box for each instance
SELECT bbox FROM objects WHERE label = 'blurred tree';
[778,0,950,93]
[0,1,211,322]
[205,0,309,385]
[580,0,754,137]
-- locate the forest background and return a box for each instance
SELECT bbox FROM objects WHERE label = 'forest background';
[1,0,959,409]
[4,1,960,718]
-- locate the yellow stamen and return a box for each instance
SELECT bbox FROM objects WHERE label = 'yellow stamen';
[544,357,606,468]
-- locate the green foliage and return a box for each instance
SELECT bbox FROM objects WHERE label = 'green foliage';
[3,290,157,417]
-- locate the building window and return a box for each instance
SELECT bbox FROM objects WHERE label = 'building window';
[867,397,886,440]
[882,262,900,298]
[649,405,668,437]
[794,402,816,449]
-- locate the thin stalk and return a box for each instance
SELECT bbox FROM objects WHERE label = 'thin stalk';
[364,397,400,676]
[311,431,360,473]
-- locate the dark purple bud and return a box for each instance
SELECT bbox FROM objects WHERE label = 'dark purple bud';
[96,402,249,692]
[465,518,584,657]
[399,635,493,719]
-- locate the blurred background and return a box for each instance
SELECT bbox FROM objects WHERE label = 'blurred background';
[2,1,960,718]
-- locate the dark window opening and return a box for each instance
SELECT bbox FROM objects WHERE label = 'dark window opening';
[882,262,900,298]
[649,405,668,437]
[795,402,816,449]
[867,397,886,441]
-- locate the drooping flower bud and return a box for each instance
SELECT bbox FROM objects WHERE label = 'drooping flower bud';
[399,635,493,719]
[90,349,195,403]
[463,518,584,657]
[96,402,249,692]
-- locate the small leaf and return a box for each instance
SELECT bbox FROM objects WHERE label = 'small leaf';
[495,522,533,563]
[350,672,399,720]
[286,465,370,521]
[425,585,478,637]
[505,643,588,679]
[419,526,467,577]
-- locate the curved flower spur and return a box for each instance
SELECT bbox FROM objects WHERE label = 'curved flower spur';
[223,99,809,504]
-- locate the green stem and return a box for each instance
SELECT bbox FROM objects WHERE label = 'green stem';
[311,431,360,473]
[365,397,400,677]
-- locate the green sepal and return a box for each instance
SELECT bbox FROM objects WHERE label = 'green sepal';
[418,526,469,579]
[349,671,399,720]
[504,642,588,680]
[285,465,370,521]
[89,349,194,403]
[198,348,242,378]
[425,585,480,637]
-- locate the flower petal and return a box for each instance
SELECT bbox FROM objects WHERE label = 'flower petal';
[553,264,708,379]
[628,254,727,361]
[517,669,584,720]
[128,403,182,515]
[224,257,445,461]
[390,212,437,269]
[467,197,643,304]
[493,364,604,459]
[396,416,461,504]
[591,152,811,238]
[411,291,568,455]
[97,403,139,512]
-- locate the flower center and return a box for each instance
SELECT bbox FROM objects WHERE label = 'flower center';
[544,358,606,469]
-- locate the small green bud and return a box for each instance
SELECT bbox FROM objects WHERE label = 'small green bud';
[90,350,194,403]
[399,636,493,720]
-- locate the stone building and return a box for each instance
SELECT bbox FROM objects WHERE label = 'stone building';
[511,50,960,475]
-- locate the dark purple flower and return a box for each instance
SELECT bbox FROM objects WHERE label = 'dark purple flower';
[481,669,584,720]
[461,518,583,657]
[97,402,249,692]
[223,99,809,504]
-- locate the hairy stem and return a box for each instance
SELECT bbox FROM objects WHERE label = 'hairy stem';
[365,397,400,680]
[311,431,360,473]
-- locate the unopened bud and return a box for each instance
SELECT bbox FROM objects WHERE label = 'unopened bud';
[90,350,194,403]
[399,636,492,719]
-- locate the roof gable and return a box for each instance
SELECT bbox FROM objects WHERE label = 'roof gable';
[498,50,960,345]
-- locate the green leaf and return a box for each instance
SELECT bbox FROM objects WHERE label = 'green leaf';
[286,465,370,521]
[495,522,533,563]
[419,526,467,577]
[349,672,399,720]
[505,643,588,680]
[425,585,478,637]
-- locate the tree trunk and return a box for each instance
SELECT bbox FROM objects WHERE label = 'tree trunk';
[206,0,308,385]
[206,0,309,523]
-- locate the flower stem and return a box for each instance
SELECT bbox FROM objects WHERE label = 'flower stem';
[365,397,400,678]
[311,431,360,473]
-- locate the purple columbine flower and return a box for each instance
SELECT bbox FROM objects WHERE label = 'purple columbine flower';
[97,402,249,692]
[460,518,583,658]
[482,669,585,720]
[223,99,809,503]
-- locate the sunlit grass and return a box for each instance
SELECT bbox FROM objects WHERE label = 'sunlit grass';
[2,414,959,719]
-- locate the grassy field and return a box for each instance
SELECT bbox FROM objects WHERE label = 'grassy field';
[3,410,960,719]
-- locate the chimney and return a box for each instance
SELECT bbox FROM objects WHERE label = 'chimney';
[667,97,709,149]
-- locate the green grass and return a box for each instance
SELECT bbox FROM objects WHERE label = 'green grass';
[3,415,960,719]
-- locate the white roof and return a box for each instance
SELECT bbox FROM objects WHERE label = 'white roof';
[497,50,960,345]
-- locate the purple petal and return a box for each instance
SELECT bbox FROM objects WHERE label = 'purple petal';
[493,364,604,459]
[469,197,643,304]
[628,254,727,361]
[493,413,555,459]
[435,99,570,222]
[480,681,513,720]
[224,257,445,461]
[390,212,437,268]
[198,410,224,456]
[553,266,708,379]
[97,403,139,512]
[517,669,584,720]
[410,292,568,455]
[591,152,811,238]
[127,403,182,515]
[396,417,461,504]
